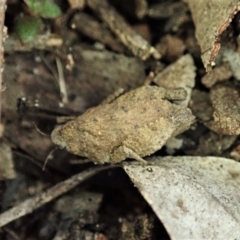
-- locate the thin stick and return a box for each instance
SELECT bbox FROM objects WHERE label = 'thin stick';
[0,165,118,228]
[41,55,68,107]
[4,34,63,53]
[56,57,68,105]
[41,54,59,82]
[32,121,49,137]
[42,148,57,171]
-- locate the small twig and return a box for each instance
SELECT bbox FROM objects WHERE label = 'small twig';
[32,121,49,137]
[86,0,160,60]
[42,148,57,171]
[0,165,119,228]
[4,34,63,53]
[41,54,59,82]
[56,57,68,105]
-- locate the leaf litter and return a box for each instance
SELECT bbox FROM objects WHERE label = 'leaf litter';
[1,0,240,239]
[123,156,240,239]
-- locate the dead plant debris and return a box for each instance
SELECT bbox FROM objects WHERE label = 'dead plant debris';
[1,0,240,239]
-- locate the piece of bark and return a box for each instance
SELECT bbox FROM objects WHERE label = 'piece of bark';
[184,0,240,71]
[210,84,240,135]
[86,0,160,60]
[192,84,240,135]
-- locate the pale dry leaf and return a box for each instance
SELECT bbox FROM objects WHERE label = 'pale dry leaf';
[123,156,240,239]
[184,0,239,70]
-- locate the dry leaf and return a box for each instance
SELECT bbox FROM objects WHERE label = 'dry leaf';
[124,156,240,239]
[184,0,239,70]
